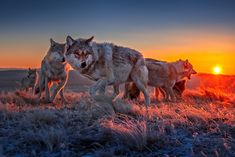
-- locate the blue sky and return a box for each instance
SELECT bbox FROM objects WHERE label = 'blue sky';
[1,0,234,36]
[0,0,235,74]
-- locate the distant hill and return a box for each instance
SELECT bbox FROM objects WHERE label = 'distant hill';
[0,70,94,91]
[0,69,234,92]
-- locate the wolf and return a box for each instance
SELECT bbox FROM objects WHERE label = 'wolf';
[35,38,69,103]
[124,58,196,101]
[125,80,187,100]
[19,68,37,93]
[65,36,150,107]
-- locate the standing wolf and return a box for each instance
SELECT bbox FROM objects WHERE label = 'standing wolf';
[124,58,196,101]
[19,68,37,93]
[65,36,150,106]
[35,39,69,103]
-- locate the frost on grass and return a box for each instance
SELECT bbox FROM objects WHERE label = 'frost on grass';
[0,75,235,157]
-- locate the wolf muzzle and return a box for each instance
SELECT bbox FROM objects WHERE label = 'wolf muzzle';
[81,62,87,68]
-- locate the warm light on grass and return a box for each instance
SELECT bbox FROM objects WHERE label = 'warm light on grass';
[213,66,222,75]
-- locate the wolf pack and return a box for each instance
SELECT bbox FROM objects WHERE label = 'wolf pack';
[19,36,197,108]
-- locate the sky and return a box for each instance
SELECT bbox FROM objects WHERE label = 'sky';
[0,0,235,75]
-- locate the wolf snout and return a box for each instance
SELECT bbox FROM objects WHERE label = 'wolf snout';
[81,62,87,68]
[61,57,65,63]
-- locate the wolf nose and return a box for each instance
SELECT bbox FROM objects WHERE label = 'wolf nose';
[62,57,65,63]
[81,62,86,68]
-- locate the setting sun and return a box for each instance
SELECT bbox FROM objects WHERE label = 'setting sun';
[213,66,222,75]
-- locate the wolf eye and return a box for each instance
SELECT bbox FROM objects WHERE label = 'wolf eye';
[74,53,80,58]
[85,54,89,58]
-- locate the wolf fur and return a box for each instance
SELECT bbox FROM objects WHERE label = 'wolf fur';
[20,68,37,93]
[124,58,197,101]
[35,39,69,103]
[65,36,150,107]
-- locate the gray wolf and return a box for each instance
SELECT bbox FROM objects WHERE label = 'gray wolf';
[124,58,196,101]
[65,36,150,107]
[19,68,37,93]
[35,38,69,103]
[124,80,187,100]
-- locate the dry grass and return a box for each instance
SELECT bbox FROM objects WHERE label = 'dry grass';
[0,74,235,157]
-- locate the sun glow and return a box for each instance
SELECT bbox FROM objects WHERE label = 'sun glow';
[213,66,222,75]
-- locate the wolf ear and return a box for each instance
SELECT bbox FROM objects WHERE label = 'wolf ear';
[66,35,75,46]
[50,38,56,47]
[192,69,197,74]
[85,36,94,44]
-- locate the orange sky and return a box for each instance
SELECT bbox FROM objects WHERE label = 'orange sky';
[0,29,234,75]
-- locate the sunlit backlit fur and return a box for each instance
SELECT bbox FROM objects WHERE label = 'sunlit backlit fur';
[35,39,69,103]
[65,36,150,107]
[125,58,197,102]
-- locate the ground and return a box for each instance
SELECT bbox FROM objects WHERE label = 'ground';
[0,70,234,157]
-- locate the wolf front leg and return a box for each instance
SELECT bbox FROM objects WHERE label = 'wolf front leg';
[50,79,66,103]
[44,77,51,102]
[31,85,35,95]
[59,88,68,104]
[89,57,115,97]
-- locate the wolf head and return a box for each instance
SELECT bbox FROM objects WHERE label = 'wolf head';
[27,68,37,78]
[47,38,66,64]
[65,36,95,70]
[178,59,197,79]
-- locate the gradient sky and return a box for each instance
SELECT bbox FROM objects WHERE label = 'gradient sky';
[0,0,235,74]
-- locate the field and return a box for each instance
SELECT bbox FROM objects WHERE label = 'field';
[0,70,234,157]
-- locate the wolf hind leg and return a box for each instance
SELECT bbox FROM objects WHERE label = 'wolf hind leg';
[168,87,176,102]
[155,87,160,101]
[164,86,175,102]
[131,63,150,107]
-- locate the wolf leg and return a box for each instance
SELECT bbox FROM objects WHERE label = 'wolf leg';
[90,46,115,97]
[168,87,176,102]
[123,82,140,100]
[44,77,51,102]
[89,79,106,96]
[112,83,120,99]
[89,70,115,97]
[59,88,68,104]
[123,82,130,99]
[134,80,150,106]
[158,87,167,101]
[131,63,150,107]
[163,87,169,101]
[37,75,44,100]
[164,86,175,102]
[31,85,35,95]
[155,87,160,101]
[50,80,66,103]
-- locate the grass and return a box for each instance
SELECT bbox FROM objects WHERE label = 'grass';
[0,75,235,157]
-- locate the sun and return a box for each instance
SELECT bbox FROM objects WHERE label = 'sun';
[213,66,222,75]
